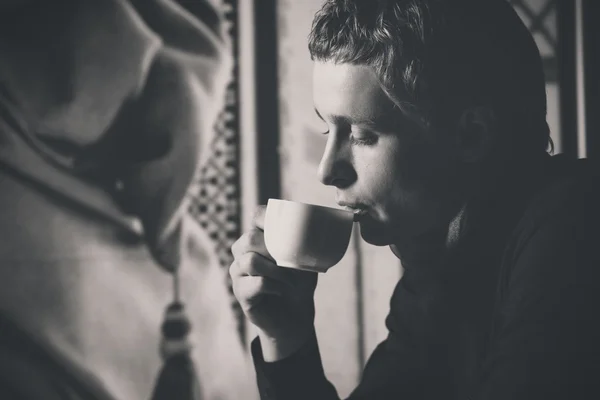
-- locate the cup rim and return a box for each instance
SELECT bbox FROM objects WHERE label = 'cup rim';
[267,198,354,216]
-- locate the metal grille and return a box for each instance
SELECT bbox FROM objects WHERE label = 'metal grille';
[509,0,558,82]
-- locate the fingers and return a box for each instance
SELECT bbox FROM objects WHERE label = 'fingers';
[230,253,294,311]
[230,251,295,288]
[231,204,268,259]
[230,204,318,307]
[231,226,273,262]
[232,275,283,310]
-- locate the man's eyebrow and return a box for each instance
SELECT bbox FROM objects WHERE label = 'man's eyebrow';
[314,107,385,128]
[348,116,380,127]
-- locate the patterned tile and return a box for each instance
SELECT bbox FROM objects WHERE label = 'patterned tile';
[187,0,245,344]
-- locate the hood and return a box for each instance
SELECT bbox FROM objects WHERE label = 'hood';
[0,0,232,271]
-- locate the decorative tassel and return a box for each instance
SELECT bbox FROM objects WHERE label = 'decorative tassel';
[151,273,203,400]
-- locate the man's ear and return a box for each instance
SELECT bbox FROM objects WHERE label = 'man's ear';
[456,106,496,163]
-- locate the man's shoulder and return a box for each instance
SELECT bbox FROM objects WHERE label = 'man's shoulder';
[503,155,600,274]
[519,155,600,233]
[486,156,600,317]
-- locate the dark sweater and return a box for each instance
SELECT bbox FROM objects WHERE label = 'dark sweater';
[252,154,600,400]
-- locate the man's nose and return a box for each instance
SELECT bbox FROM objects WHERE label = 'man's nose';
[317,136,356,188]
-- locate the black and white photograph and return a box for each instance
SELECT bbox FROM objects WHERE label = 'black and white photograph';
[0,0,598,399]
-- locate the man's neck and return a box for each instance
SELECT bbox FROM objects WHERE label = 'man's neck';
[390,153,552,274]
[389,201,468,274]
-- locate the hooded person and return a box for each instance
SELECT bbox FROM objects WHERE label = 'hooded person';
[0,1,257,399]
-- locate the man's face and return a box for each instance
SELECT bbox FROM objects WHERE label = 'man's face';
[313,61,464,246]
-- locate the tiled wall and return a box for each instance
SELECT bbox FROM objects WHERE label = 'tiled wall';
[189,0,246,343]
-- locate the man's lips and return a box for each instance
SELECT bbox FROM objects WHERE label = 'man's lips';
[338,202,369,217]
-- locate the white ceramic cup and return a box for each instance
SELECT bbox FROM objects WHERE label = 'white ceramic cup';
[264,198,354,273]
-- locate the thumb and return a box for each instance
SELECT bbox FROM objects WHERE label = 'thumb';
[253,205,266,231]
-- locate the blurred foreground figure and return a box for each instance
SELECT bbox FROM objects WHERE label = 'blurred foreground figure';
[0,1,257,399]
[230,0,600,399]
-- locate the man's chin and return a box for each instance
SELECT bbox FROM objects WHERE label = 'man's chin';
[357,220,394,247]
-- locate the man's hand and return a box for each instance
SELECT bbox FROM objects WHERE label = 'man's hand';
[230,206,318,361]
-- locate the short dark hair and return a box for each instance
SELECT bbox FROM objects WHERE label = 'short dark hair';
[308,0,551,156]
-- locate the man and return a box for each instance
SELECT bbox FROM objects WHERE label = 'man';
[230,0,600,399]
[0,1,257,399]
